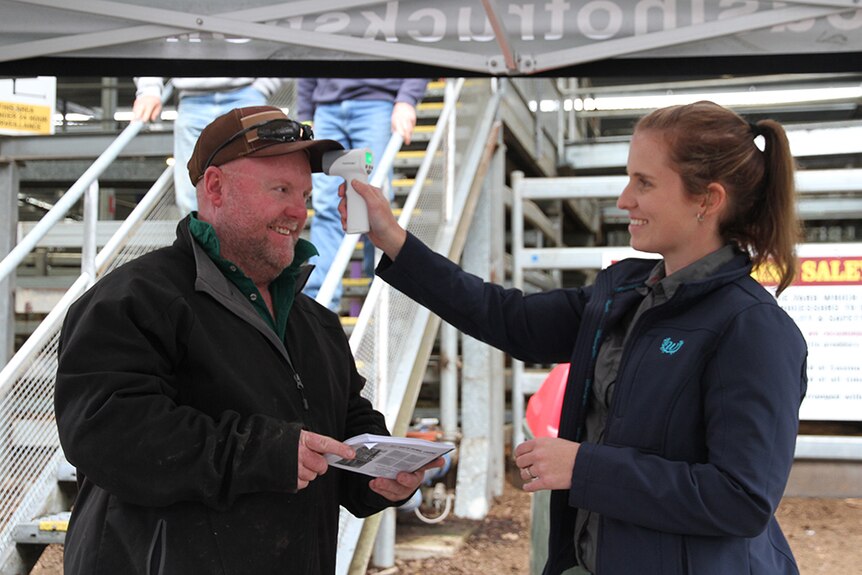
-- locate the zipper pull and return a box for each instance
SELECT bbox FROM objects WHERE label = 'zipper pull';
[293,373,309,411]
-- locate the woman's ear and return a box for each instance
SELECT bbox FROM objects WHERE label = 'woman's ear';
[703,182,728,218]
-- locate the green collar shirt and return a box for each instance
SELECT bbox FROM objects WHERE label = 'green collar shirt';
[188,213,318,340]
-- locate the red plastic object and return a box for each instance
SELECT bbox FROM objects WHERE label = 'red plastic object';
[525,363,569,438]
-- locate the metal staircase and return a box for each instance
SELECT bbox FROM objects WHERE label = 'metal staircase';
[333,77,508,574]
[0,164,179,574]
[8,72,860,574]
[0,77,506,575]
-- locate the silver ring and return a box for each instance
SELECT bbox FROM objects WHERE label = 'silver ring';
[526,466,537,479]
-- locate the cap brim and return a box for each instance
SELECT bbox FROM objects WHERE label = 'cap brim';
[245,139,344,172]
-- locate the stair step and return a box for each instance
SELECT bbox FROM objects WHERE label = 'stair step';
[341,277,371,298]
[416,102,444,119]
[408,125,436,143]
[395,150,433,169]
[341,277,371,288]
[12,512,70,545]
[58,459,77,483]
[340,315,357,337]
[424,81,446,97]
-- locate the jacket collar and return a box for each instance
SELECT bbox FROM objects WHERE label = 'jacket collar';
[173,217,297,366]
[174,215,315,296]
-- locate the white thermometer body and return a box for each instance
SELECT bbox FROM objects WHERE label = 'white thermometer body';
[321,148,374,234]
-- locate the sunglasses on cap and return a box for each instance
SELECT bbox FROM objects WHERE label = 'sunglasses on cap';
[202,118,315,174]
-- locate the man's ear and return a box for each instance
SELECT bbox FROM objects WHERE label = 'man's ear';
[201,166,227,208]
[703,182,727,218]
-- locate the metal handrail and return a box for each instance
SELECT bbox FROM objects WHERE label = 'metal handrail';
[0,81,173,284]
[0,83,176,572]
[0,166,174,395]
[347,78,466,351]
[314,132,404,309]
[334,77,510,575]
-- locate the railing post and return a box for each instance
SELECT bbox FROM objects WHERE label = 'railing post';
[440,322,459,441]
[0,160,19,366]
[510,171,526,448]
[445,80,457,223]
[82,181,99,288]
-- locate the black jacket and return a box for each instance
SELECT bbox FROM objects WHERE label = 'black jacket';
[55,218,394,575]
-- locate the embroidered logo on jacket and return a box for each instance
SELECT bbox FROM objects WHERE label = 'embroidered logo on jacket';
[660,338,684,355]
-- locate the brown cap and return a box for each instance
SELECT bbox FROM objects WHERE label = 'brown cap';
[187,106,343,185]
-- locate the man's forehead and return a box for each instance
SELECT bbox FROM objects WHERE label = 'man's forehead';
[226,150,312,172]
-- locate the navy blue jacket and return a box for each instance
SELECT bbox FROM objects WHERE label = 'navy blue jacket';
[378,234,807,575]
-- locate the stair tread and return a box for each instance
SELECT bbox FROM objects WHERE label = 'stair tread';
[13,512,71,545]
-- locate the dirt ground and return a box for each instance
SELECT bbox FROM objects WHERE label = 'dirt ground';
[31,467,862,575]
[371,468,862,575]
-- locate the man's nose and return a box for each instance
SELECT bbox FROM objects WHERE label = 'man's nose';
[284,196,308,219]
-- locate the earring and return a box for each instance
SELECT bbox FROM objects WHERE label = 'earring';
[696,212,705,223]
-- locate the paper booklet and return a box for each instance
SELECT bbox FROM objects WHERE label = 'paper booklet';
[326,433,455,479]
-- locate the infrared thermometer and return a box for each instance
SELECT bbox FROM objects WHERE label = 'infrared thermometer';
[321,148,374,234]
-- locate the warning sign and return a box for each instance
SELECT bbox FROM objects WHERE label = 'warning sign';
[766,244,862,422]
[0,76,56,136]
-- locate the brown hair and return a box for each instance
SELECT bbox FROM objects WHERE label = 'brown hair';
[635,101,802,295]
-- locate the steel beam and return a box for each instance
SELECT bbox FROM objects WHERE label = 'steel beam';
[1,131,172,161]
[566,124,862,169]
[8,0,490,73]
[531,4,851,73]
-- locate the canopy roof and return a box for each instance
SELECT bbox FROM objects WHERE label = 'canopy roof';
[1,0,860,77]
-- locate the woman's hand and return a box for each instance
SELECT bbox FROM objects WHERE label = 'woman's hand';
[338,179,407,260]
[513,437,580,493]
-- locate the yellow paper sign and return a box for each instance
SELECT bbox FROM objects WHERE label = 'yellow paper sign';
[0,101,53,135]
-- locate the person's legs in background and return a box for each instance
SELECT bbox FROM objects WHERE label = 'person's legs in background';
[304,100,395,312]
[173,95,217,216]
[344,100,396,278]
[304,103,351,310]
[172,86,268,216]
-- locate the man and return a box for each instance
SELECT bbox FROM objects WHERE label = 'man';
[54,106,434,575]
[297,78,429,310]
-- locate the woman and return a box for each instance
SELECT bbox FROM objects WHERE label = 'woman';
[348,101,807,575]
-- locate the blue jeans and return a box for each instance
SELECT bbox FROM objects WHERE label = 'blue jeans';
[303,100,394,311]
[173,86,268,215]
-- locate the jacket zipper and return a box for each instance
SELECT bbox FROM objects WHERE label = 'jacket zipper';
[283,347,309,412]
[575,282,644,571]
[292,371,309,411]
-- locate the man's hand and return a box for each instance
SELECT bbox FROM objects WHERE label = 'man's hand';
[368,457,445,502]
[513,437,580,493]
[391,102,418,145]
[132,94,162,122]
[297,430,355,490]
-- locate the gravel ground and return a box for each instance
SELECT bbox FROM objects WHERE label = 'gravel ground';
[30,470,862,575]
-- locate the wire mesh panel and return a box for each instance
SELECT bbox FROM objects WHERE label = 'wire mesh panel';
[0,183,178,567]
[353,79,493,415]
[335,78,498,572]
